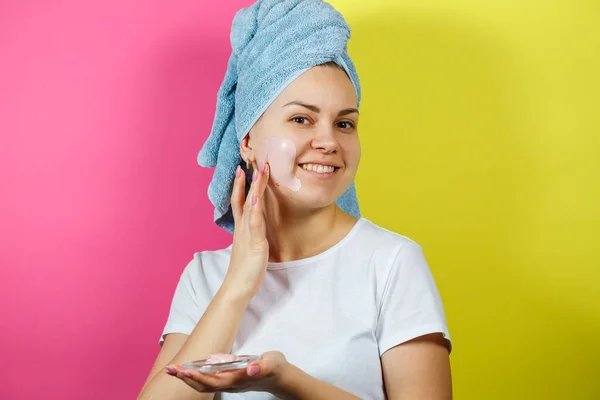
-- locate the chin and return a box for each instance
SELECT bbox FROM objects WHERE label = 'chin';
[289,186,346,209]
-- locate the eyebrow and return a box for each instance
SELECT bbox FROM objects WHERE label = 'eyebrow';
[283,101,359,116]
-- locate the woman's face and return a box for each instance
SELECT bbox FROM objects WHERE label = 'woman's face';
[241,65,360,210]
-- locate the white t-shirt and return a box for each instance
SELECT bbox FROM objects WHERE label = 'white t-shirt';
[160,218,451,399]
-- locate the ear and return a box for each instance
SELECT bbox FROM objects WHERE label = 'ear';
[239,133,254,163]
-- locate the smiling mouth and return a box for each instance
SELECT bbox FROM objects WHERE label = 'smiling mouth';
[298,163,340,174]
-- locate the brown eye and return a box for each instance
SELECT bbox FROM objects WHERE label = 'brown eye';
[291,116,310,125]
[337,121,355,129]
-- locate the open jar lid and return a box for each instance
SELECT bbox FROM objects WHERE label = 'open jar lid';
[182,354,261,373]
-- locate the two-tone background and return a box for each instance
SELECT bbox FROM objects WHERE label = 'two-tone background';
[1,0,598,398]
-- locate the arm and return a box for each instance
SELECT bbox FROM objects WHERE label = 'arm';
[375,241,452,399]
[139,165,270,399]
[381,333,452,400]
[165,351,362,399]
[275,364,361,400]
[138,286,252,400]
[275,334,450,400]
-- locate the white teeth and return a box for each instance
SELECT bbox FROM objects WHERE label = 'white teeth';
[301,163,336,174]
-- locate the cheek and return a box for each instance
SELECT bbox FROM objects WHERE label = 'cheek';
[262,122,300,147]
[340,136,361,163]
[260,137,302,192]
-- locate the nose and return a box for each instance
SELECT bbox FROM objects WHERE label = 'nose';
[310,125,339,154]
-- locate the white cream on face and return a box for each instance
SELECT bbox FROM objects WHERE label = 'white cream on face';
[258,137,301,192]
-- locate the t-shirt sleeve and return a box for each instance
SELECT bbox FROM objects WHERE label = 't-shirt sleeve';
[375,241,452,356]
[158,255,203,346]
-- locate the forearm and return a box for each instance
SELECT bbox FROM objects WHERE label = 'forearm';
[139,282,251,400]
[275,364,361,400]
[171,283,250,363]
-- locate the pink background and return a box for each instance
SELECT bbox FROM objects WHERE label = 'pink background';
[0,1,253,398]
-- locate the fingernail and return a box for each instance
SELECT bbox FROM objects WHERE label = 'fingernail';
[236,165,241,178]
[166,366,176,376]
[248,365,260,376]
[180,370,192,378]
[252,193,257,205]
[252,170,258,182]
[260,163,266,173]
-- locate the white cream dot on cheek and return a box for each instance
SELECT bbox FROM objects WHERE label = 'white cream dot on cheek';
[258,137,301,192]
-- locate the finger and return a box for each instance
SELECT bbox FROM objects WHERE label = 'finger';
[246,352,286,380]
[243,168,260,211]
[248,162,270,200]
[246,163,270,208]
[246,362,262,378]
[174,369,210,392]
[175,368,230,393]
[245,360,272,380]
[257,163,270,197]
[230,165,245,223]
[183,368,248,390]
[248,192,263,231]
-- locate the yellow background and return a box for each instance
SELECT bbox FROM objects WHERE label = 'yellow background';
[330,0,600,398]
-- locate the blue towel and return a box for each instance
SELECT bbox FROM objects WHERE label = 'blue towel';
[198,0,362,233]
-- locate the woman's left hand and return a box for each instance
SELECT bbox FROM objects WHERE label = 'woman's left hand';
[166,351,289,394]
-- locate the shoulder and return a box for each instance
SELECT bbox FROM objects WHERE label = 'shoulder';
[355,218,424,256]
[192,245,233,268]
[179,246,232,284]
[351,218,432,283]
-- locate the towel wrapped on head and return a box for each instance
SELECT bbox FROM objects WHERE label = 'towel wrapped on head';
[198,0,362,233]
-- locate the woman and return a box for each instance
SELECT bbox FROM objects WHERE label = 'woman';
[139,1,452,399]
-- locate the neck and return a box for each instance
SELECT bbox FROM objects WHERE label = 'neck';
[263,200,358,263]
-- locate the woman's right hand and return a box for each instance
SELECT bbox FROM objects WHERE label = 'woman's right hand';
[222,163,270,300]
